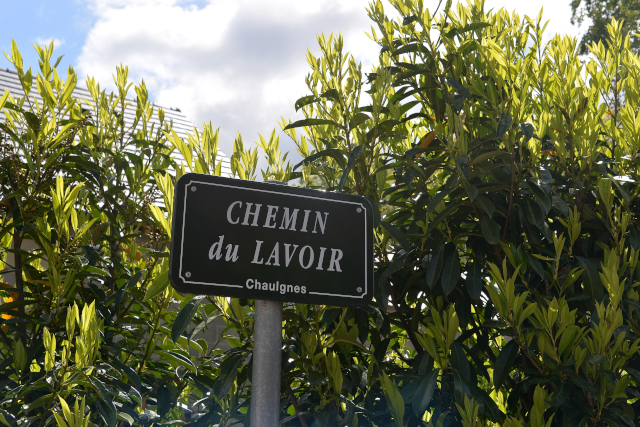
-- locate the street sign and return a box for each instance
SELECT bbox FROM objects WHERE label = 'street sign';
[169,173,374,306]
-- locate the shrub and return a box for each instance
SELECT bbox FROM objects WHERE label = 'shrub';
[0,42,230,425]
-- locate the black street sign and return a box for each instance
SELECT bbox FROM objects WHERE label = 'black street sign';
[169,173,374,306]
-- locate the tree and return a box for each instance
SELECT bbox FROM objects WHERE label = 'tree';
[272,0,640,424]
[571,0,640,54]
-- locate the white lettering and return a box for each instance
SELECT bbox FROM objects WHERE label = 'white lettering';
[208,235,225,260]
[242,203,262,226]
[312,212,329,234]
[316,247,327,270]
[300,210,311,232]
[246,278,254,289]
[284,244,299,267]
[225,244,239,262]
[327,249,343,272]
[280,208,299,231]
[252,240,265,264]
[265,242,280,266]
[299,245,314,269]
[227,201,242,224]
[264,205,279,228]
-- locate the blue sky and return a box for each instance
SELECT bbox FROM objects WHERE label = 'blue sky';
[2,0,585,161]
[1,0,93,73]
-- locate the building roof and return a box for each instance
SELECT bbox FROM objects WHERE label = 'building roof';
[0,67,231,176]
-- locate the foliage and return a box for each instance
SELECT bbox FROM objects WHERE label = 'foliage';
[3,0,640,426]
[0,41,236,426]
[270,0,640,425]
[571,0,640,55]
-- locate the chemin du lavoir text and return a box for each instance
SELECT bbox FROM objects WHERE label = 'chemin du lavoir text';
[207,200,345,295]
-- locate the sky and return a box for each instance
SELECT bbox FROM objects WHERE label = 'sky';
[1,0,587,165]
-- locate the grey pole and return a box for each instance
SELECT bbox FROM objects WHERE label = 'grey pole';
[250,300,283,426]
[250,180,285,427]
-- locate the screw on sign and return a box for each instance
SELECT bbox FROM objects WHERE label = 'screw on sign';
[168,173,374,426]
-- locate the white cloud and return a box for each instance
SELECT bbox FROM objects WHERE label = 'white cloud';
[76,0,587,164]
[35,37,65,48]
[77,0,379,160]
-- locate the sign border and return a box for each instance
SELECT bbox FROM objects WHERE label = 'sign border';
[169,173,374,306]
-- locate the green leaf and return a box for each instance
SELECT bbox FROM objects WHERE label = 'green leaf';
[83,265,109,277]
[412,369,439,418]
[172,295,205,342]
[519,122,534,142]
[445,22,491,38]
[117,412,135,424]
[214,353,245,400]
[479,214,500,244]
[526,179,551,213]
[588,353,607,364]
[446,77,472,99]
[576,257,605,303]
[496,112,512,138]
[466,261,482,301]
[451,342,471,381]
[144,270,169,301]
[552,195,569,216]
[158,350,197,371]
[157,384,172,416]
[190,315,219,341]
[0,409,15,427]
[427,177,458,216]
[493,340,518,389]
[319,88,340,101]
[95,399,117,427]
[338,144,364,192]
[425,245,444,289]
[350,112,371,127]
[611,177,630,205]
[470,150,508,166]
[284,118,340,130]
[332,335,371,354]
[428,201,462,233]
[293,148,346,170]
[379,256,405,285]
[547,381,570,407]
[441,247,460,296]
[0,90,9,111]
[465,182,478,201]
[110,359,142,392]
[522,197,544,227]
[474,195,495,217]
[381,220,410,252]
[381,373,405,426]
[294,95,318,111]
[452,369,470,404]
[391,42,424,56]
[629,228,640,250]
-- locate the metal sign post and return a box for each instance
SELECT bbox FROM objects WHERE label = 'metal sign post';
[168,173,374,425]
[251,299,282,426]
[251,181,285,427]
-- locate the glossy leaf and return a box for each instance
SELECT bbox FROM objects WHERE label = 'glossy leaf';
[441,247,461,296]
[493,340,518,389]
[412,369,439,417]
[171,295,205,343]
